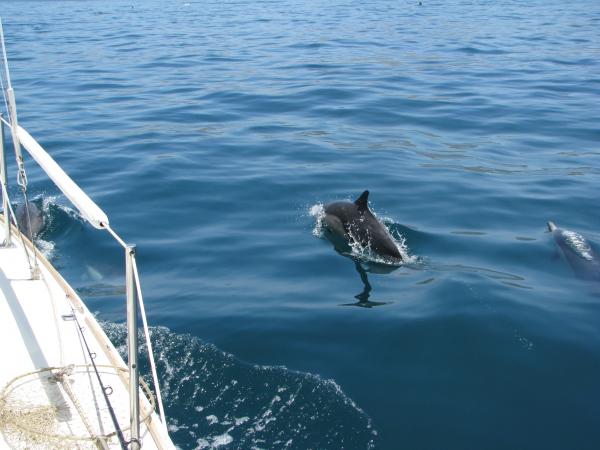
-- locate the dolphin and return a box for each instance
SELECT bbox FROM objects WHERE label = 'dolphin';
[16,201,45,239]
[323,190,402,262]
[547,221,600,282]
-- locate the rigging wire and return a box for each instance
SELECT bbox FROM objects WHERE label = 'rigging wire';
[0,18,12,119]
[0,62,9,124]
[0,17,40,277]
[0,18,12,89]
[131,255,168,433]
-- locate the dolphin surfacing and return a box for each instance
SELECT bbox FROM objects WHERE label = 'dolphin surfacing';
[16,201,45,238]
[324,190,402,262]
[548,221,600,282]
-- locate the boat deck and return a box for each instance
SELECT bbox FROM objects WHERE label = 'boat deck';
[0,226,172,449]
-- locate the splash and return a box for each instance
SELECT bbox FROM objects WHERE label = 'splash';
[38,194,85,226]
[101,322,377,450]
[34,238,56,260]
[309,203,326,237]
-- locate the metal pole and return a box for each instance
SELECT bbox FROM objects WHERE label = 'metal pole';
[126,244,140,449]
[1,20,24,173]
[0,113,10,247]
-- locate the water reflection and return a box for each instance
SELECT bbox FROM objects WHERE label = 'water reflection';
[323,228,396,308]
[338,261,393,308]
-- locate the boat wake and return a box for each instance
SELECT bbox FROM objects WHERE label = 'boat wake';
[102,322,377,450]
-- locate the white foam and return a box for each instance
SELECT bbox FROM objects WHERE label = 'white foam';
[196,438,209,449]
[211,433,233,447]
[168,423,182,433]
[36,237,56,260]
[234,416,249,426]
[35,193,85,224]
[206,415,219,425]
[309,203,326,237]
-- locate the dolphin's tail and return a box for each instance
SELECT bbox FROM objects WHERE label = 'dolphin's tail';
[547,221,558,232]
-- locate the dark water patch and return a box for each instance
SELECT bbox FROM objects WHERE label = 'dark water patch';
[286,42,331,50]
[451,230,487,236]
[279,62,345,72]
[332,38,388,48]
[74,82,131,91]
[452,46,509,55]
[545,57,596,66]
[245,123,300,135]
[204,55,250,63]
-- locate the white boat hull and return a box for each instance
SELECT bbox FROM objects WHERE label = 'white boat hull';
[0,222,175,449]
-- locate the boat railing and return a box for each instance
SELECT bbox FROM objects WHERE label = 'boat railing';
[0,19,168,446]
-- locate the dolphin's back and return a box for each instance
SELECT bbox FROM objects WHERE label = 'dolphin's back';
[549,222,600,282]
[16,201,45,238]
[324,201,359,224]
[358,213,401,260]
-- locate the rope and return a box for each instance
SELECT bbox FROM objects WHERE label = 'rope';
[49,365,105,447]
[0,364,156,443]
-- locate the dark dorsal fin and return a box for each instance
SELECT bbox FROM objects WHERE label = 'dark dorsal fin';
[354,190,370,212]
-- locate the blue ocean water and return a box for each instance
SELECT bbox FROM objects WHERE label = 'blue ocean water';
[1,0,600,448]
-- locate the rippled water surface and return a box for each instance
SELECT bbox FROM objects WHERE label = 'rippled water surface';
[2,0,600,448]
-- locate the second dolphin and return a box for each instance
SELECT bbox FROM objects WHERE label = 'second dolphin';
[548,221,600,282]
